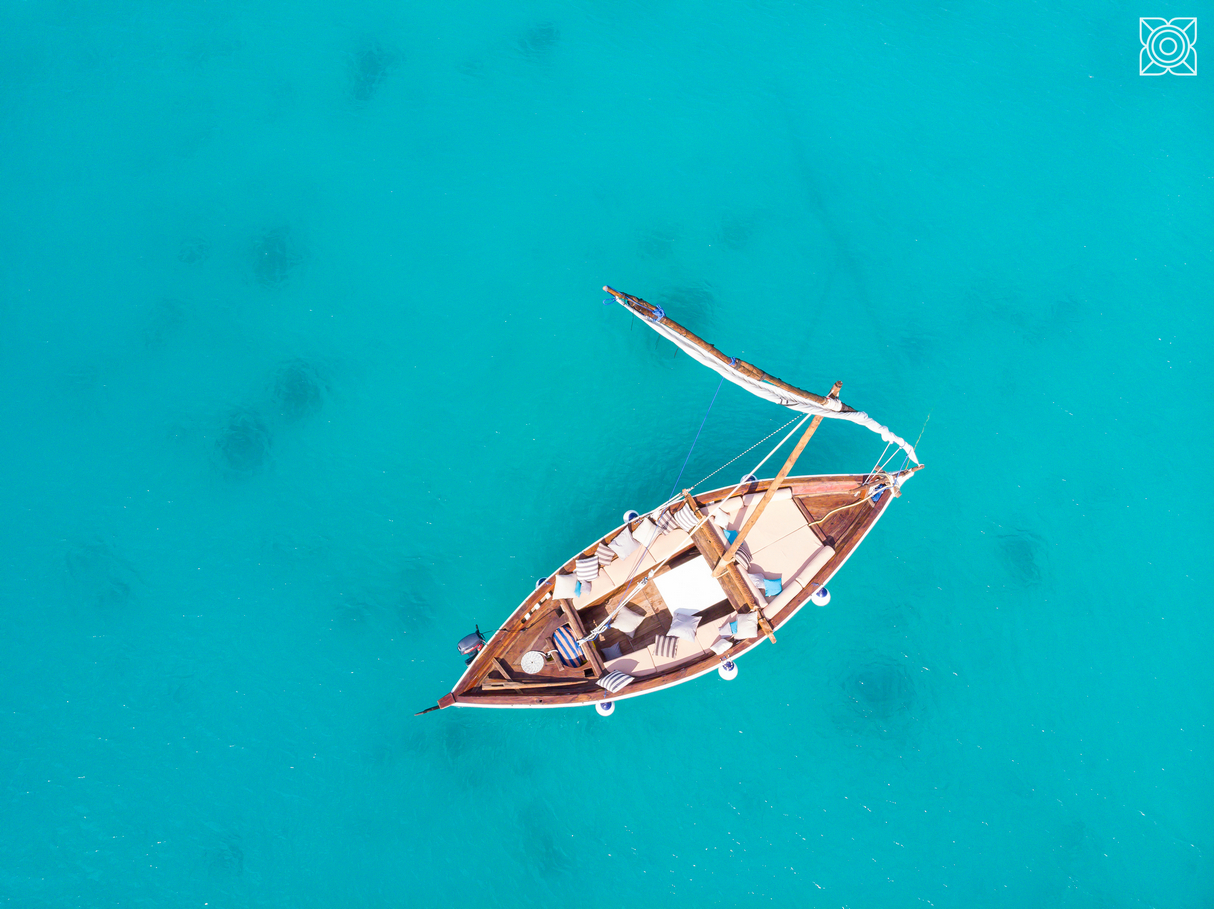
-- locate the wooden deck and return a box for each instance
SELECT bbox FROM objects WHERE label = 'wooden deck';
[433,471,907,710]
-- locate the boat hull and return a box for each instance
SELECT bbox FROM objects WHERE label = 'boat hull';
[433,472,907,710]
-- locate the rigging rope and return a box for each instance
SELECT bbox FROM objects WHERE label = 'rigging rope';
[668,376,725,499]
[686,414,801,492]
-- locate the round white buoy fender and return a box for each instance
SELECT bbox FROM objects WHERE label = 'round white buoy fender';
[810,586,831,607]
[535,577,548,589]
[622,509,639,523]
[718,660,738,680]
[596,701,615,716]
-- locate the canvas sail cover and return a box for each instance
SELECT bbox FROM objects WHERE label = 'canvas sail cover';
[605,286,919,464]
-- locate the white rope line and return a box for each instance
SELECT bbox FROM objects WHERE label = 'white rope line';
[687,415,801,492]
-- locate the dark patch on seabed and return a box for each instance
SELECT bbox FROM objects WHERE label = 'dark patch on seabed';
[179,236,210,264]
[717,212,754,251]
[637,225,679,260]
[65,535,142,609]
[206,837,244,880]
[143,297,189,348]
[657,283,715,329]
[517,799,574,877]
[215,408,273,476]
[833,657,919,740]
[350,40,397,103]
[271,358,328,422]
[518,23,560,59]
[999,528,1047,586]
[252,226,304,288]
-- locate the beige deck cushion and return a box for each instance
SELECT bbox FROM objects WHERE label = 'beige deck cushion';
[743,487,793,507]
[744,498,809,556]
[631,516,659,547]
[647,528,692,563]
[605,646,655,677]
[608,526,639,557]
[715,496,744,517]
[803,545,835,583]
[764,579,805,619]
[611,604,646,637]
[697,612,735,650]
[754,526,834,581]
[601,548,658,589]
[553,572,578,598]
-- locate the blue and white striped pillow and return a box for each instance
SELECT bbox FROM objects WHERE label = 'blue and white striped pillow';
[673,504,699,532]
[654,508,676,535]
[576,556,599,582]
[653,634,678,659]
[597,670,634,694]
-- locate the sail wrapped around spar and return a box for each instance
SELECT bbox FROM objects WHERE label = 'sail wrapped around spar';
[604,286,919,465]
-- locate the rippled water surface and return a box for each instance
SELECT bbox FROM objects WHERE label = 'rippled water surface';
[1,2,1210,906]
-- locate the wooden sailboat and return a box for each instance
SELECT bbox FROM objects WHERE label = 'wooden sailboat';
[417,287,922,713]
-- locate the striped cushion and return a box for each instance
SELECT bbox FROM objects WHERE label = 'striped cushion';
[653,634,678,659]
[733,540,752,572]
[597,670,634,694]
[552,625,584,667]
[596,542,616,566]
[673,504,699,532]
[654,508,676,535]
[576,556,599,582]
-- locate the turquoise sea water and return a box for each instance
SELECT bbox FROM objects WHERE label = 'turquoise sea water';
[2,2,1211,905]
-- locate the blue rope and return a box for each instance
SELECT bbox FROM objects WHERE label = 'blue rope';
[668,376,725,498]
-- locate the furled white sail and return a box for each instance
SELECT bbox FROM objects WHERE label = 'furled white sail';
[606,286,919,464]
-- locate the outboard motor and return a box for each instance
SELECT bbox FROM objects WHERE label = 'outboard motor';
[457,626,486,665]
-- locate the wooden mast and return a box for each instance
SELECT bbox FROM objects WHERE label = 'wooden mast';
[712,381,843,579]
